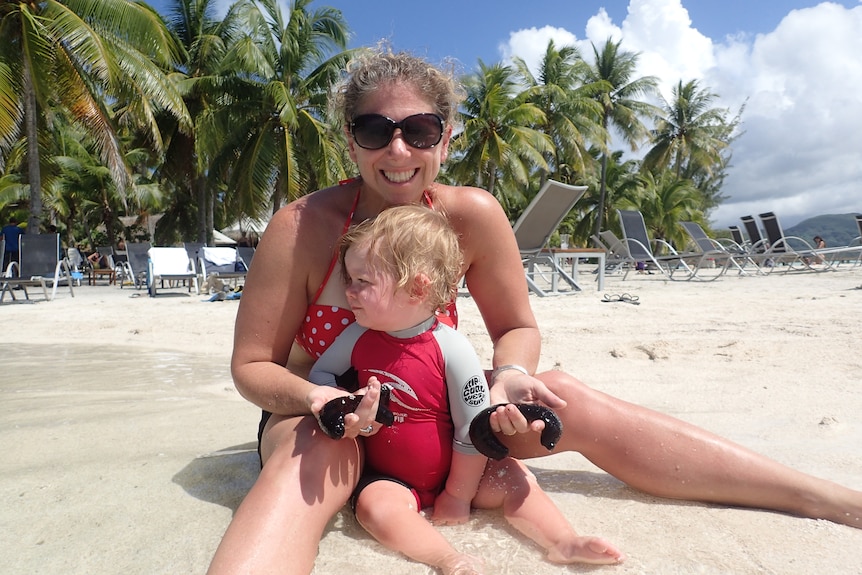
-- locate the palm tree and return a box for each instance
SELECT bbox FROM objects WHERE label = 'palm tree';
[158,0,245,244]
[201,0,351,216]
[579,38,659,237]
[643,79,729,181]
[0,0,190,232]
[449,61,552,215]
[512,40,606,185]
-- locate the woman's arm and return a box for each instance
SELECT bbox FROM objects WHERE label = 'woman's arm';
[443,186,567,422]
[231,196,337,416]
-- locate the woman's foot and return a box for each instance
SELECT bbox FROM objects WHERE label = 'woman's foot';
[547,536,625,565]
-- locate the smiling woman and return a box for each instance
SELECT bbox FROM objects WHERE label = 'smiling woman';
[207,47,862,575]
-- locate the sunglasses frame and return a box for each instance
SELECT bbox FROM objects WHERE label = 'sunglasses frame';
[349,113,445,150]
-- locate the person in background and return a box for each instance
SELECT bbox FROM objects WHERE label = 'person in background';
[2,217,24,272]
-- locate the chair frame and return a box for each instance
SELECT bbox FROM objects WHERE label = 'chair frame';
[0,233,75,302]
[512,180,587,297]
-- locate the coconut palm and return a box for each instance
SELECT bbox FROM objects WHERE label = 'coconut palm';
[200,0,351,216]
[512,40,606,186]
[157,0,246,244]
[643,79,729,181]
[0,0,189,232]
[579,38,659,237]
[449,61,552,216]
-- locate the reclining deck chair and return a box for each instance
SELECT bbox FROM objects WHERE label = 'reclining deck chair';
[198,246,248,288]
[513,180,587,296]
[757,212,851,273]
[617,210,697,280]
[679,221,755,277]
[119,242,152,289]
[147,246,199,297]
[0,233,75,302]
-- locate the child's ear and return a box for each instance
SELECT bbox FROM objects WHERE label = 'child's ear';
[409,273,432,301]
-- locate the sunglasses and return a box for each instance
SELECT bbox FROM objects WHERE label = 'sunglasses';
[349,113,445,150]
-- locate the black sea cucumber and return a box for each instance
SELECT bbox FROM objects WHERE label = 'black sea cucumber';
[468,403,563,460]
[318,385,394,439]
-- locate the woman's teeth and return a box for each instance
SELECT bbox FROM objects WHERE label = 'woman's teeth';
[383,169,416,183]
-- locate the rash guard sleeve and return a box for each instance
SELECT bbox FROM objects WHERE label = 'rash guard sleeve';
[432,323,491,455]
[308,323,367,387]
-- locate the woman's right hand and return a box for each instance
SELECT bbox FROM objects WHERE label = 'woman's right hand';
[308,377,383,439]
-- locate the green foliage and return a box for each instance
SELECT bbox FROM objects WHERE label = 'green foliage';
[0,1,746,245]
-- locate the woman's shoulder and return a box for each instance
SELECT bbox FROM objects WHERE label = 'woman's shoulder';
[434,184,505,218]
[270,180,360,231]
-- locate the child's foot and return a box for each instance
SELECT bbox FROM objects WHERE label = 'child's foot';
[547,536,625,565]
[440,552,484,575]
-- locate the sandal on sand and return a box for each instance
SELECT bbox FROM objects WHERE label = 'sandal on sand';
[602,293,640,305]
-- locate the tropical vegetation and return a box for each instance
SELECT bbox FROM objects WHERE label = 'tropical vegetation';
[0,0,742,253]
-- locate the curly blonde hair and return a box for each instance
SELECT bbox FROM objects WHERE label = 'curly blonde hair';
[331,47,463,127]
[339,205,462,311]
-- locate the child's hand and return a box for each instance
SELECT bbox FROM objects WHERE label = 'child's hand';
[430,489,471,525]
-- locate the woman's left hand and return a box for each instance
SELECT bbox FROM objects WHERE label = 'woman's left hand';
[488,371,567,435]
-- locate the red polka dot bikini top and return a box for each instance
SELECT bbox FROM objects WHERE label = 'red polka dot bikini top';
[294,185,458,359]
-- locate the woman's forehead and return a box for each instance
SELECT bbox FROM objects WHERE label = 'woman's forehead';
[356,83,436,117]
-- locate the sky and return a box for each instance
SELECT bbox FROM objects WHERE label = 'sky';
[149,0,862,228]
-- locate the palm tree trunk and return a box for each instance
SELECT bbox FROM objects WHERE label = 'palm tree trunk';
[196,175,207,243]
[23,58,42,232]
[593,152,609,237]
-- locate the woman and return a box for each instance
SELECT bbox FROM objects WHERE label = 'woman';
[208,50,862,574]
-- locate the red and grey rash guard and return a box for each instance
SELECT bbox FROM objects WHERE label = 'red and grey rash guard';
[308,316,490,503]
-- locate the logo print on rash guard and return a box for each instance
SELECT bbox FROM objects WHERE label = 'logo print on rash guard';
[462,375,486,407]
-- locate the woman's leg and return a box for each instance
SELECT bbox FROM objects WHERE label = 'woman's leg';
[504,370,862,528]
[355,481,483,575]
[207,414,361,575]
[473,458,624,565]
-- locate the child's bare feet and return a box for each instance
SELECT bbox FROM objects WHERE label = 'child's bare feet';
[547,536,625,565]
[440,552,485,575]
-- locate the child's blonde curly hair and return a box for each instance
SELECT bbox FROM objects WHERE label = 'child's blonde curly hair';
[339,205,462,311]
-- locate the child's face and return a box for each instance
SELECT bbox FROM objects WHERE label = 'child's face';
[343,243,417,331]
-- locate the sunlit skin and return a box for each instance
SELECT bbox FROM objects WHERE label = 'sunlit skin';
[208,71,862,575]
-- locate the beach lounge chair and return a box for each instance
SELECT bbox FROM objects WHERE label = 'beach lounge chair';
[513,179,587,296]
[147,246,199,297]
[729,225,748,250]
[236,246,255,271]
[0,233,75,302]
[617,210,697,280]
[118,242,151,289]
[757,212,846,273]
[593,231,631,274]
[183,242,206,280]
[198,246,248,287]
[679,221,754,277]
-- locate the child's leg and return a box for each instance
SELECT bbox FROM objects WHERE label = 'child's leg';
[473,458,625,565]
[355,479,484,575]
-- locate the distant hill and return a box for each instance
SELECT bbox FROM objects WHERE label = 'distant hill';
[785,213,861,247]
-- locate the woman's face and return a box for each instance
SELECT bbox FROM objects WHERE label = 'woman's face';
[346,82,452,205]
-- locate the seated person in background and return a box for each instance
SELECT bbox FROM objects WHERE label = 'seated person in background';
[308,206,623,574]
[804,235,826,265]
[87,250,108,269]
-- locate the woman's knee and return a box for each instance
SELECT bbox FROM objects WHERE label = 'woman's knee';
[261,414,362,503]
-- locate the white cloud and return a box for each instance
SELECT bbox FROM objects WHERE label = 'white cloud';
[500,0,862,228]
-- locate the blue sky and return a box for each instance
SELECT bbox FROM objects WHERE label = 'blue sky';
[148,0,862,228]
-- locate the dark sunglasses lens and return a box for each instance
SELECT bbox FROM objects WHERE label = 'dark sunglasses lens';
[352,115,394,150]
[402,114,443,148]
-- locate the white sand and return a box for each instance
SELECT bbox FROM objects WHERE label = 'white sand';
[3,268,862,574]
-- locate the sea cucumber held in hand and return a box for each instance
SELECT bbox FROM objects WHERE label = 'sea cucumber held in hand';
[318,385,393,439]
[468,403,563,460]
